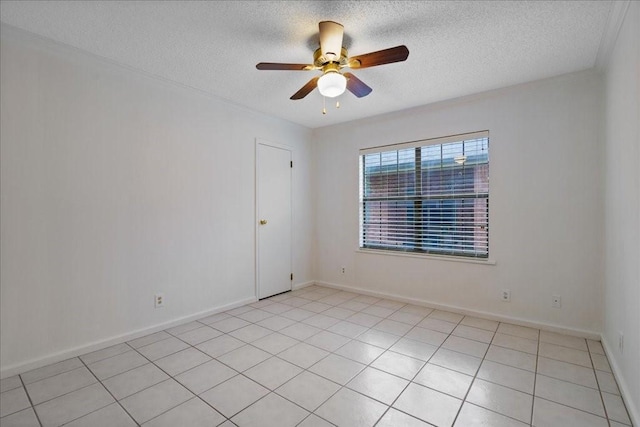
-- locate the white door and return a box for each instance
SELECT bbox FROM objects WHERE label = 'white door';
[256,141,292,299]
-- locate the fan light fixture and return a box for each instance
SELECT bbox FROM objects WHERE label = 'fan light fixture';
[256,21,410,101]
[317,71,347,98]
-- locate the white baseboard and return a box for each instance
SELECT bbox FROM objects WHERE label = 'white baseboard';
[292,281,315,291]
[0,296,256,379]
[601,336,639,426]
[313,280,601,340]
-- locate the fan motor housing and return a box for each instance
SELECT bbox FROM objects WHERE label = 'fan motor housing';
[314,47,349,68]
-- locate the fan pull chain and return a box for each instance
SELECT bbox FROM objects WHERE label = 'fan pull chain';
[322,97,342,114]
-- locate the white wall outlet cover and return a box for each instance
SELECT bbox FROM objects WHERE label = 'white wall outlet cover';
[155,293,165,308]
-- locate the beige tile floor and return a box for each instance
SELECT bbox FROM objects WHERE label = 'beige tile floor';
[0,285,633,427]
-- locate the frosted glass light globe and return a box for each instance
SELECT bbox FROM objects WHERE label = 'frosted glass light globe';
[318,72,347,98]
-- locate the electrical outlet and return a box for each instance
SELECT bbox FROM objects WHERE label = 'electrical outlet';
[501,289,511,302]
[341,266,346,274]
[155,293,165,308]
[552,295,561,308]
[619,332,624,353]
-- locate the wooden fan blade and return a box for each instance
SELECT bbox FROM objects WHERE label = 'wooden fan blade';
[348,45,409,69]
[344,72,372,98]
[256,63,313,71]
[290,76,320,100]
[319,21,344,61]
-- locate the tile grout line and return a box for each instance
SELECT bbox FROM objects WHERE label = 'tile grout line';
[418,322,542,425]
[588,344,613,426]
[308,297,413,426]
[255,295,408,424]
[17,366,105,408]
[373,308,464,426]
[535,371,606,394]
[270,365,340,427]
[81,343,133,366]
[128,332,174,351]
[14,360,140,415]
[450,321,500,426]
[539,336,629,424]
[28,380,132,425]
[17,335,218,409]
[77,355,141,426]
[118,341,233,426]
[264,290,411,426]
[76,340,215,425]
[534,396,613,425]
[156,292,352,425]
[19,359,83,387]
[537,335,621,424]
[530,328,541,426]
[289,296,407,426]
[82,349,147,383]
[18,373,44,427]
[457,325,542,426]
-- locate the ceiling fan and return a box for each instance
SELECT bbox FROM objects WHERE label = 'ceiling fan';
[256,21,409,100]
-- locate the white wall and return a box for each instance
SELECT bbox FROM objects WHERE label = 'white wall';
[313,70,604,335]
[0,26,313,375]
[603,1,639,422]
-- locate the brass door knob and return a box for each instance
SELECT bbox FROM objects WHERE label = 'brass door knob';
[260,219,268,225]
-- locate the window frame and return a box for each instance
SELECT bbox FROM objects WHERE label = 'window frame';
[358,131,490,260]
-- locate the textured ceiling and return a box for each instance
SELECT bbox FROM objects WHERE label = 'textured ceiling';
[0,1,612,129]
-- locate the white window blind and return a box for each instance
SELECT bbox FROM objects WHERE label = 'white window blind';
[359,132,489,258]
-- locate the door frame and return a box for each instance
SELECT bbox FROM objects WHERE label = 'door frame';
[255,138,293,300]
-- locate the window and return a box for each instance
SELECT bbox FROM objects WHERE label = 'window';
[359,131,489,258]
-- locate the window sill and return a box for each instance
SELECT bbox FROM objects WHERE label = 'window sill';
[356,248,496,265]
